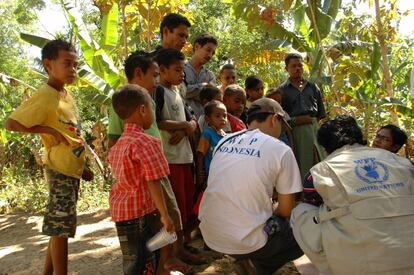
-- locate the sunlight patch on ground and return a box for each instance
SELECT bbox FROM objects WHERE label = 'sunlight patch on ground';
[0,245,24,258]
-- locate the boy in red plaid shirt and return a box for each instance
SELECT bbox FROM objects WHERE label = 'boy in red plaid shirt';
[109,84,174,275]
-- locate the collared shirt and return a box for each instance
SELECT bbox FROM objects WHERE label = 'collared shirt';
[278,78,326,119]
[184,60,216,100]
[108,123,170,222]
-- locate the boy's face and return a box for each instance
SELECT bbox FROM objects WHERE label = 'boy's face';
[132,62,159,93]
[223,92,246,118]
[220,69,236,88]
[44,50,78,84]
[206,104,227,131]
[140,94,154,130]
[160,60,185,86]
[194,42,216,65]
[163,24,189,51]
[246,82,264,102]
[372,128,399,153]
[286,58,304,79]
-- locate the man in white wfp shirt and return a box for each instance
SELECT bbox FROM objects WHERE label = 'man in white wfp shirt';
[198,98,304,275]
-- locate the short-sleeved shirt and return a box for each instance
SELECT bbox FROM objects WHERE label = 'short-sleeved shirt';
[10,84,85,178]
[155,85,193,164]
[199,129,302,254]
[197,127,225,175]
[278,79,326,119]
[184,61,216,118]
[108,99,161,140]
[108,123,169,222]
[227,113,246,133]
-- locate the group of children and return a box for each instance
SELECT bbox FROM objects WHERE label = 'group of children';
[5,11,411,275]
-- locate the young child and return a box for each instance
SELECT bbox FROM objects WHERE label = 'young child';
[218,63,236,94]
[4,40,92,274]
[196,100,227,191]
[197,84,232,133]
[107,51,187,274]
[245,75,264,108]
[266,88,294,149]
[109,85,174,275]
[184,33,218,118]
[223,84,247,132]
[154,48,206,264]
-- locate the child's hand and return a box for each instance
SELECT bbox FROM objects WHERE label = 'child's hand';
[161,215,174,233]
[169,130,186,145]
[49,129,69,146]
[82,165,94,181]
[184,120,197,135]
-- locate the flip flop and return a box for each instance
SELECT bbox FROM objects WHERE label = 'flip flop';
[165,263,194,275]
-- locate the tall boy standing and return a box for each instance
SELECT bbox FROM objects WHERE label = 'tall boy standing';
[154,48,201,260]
[184,33,218,118]
[109,85,174,275]
[5,40,90,275]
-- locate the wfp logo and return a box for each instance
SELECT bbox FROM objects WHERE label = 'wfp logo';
[354,158,389,184]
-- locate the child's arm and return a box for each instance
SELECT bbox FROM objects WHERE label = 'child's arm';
[196,151,206,189]
[286,127,295,153]
[147,180,174,232]
[5,118,68,145]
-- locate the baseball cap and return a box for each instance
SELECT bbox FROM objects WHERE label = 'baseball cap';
[246,98,291,130]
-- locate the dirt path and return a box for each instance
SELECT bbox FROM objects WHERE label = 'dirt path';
[0,209,310,275]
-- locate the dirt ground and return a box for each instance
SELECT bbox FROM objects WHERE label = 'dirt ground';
[0,209,312,275]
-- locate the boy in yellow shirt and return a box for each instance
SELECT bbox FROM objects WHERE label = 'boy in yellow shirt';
[5,39,91,275]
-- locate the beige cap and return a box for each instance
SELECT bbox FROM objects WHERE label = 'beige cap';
[247,98,291,129]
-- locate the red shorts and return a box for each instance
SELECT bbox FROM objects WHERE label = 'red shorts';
[168,164,195,226]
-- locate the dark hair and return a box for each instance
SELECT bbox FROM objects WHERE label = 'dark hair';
[41,39,76,61]
[317,115,367,154]
[204,100,225,117]
[155,48,185,67]
[124,51,153,81]
[285,53,303,66]
[247,112,274,125]
[266,88,283,97]
[160,13,191,39]
[379,124,408,151]
[224,84,245,97]
[245,76,263,90]
[112,84,149,120]
[200,85,221,103]
[193,33,217,48]
[219,63,235,74]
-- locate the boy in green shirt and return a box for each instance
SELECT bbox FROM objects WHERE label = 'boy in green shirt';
[108,51,189,274]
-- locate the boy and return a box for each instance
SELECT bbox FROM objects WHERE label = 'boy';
[5,40,91,275]
[245,76,264,109]
[266,88,294,148]
[109,85,174,275]
[154,49,206,265]
[197,84,231,133]
[108,51,186,274]
[218,63,236,94]
[184,33,218,118]
[223,84,246,132]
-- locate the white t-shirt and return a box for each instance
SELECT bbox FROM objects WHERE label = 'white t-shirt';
[199,129,302,255]
[159,86,193,164]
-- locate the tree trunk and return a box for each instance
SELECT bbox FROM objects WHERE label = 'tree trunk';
[374,0,398,123]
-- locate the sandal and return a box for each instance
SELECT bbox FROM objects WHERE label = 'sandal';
[184,243,202,254]
[165,263,194,275]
